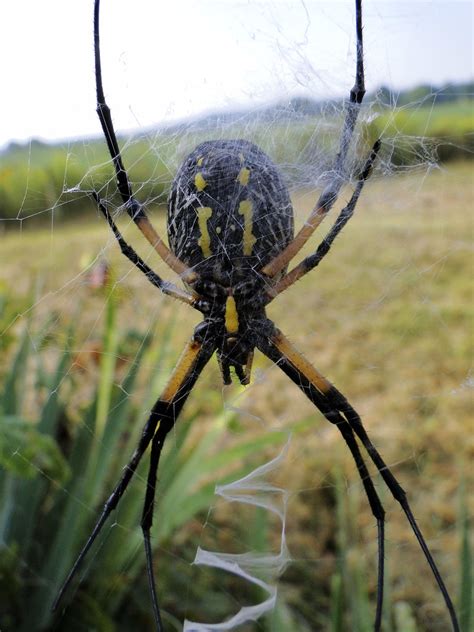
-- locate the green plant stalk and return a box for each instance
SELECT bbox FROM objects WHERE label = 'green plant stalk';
[1,321,31,416]
[87,286,120,495]
[0,475,15,545]
[333,467,348,629]
[458,478,473,632]
[330,572,344,632]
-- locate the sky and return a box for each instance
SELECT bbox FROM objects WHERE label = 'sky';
[1,0,472,149]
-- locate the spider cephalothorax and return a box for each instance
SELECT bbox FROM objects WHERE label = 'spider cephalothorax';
[53,1,460,631]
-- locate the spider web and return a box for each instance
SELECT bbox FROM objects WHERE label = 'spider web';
[0,1,472,631]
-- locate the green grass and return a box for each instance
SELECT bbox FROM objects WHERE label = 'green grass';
[367,99,474,164]
[377,99,473,137]
[1,98,472,223]
[0,161,472,630]
[0,279,297,630]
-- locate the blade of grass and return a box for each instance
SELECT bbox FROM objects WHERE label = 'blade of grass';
[8,326,75,557]
[458,478,472,632]
[1,322,31,415]
[86,283,120,504]
[330,572,344,632]
[334,466,348,628]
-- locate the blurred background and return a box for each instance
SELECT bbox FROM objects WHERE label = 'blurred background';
[0,1,472,630]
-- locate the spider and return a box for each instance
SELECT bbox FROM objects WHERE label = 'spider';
[53,1,459,630]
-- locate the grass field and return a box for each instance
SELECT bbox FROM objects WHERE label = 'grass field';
[0,161,472,630]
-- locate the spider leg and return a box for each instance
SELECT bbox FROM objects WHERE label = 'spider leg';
[267,140,380,301]
[142,430,165,631]
[261,0,366,279]
[93,192,202,309]
[257,326,460,632]
[322,383,461,632]
[93,0,195,282]
[52,337,215,622]
[257,327,385,630]
[139,334,217,631]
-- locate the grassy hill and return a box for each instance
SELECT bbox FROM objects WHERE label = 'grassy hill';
[0,82,472,226]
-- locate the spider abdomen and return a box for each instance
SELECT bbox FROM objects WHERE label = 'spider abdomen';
[167,139,294,283]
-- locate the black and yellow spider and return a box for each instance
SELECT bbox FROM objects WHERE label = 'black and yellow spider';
[54,1,459,630]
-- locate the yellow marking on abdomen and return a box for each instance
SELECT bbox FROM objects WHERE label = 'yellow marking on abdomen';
[273,330,332,394]
[161,340,201,402]
[195,172,207,191]
[238,199,257,256]
[225,296,239,333]
[237,167,250,186]
[197,206,213,257]
[197,156,204,166]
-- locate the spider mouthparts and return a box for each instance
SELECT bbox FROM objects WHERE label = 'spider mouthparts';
[234,363,247,384]
[217,350,254,386]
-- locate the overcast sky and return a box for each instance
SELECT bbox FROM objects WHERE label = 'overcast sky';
[1,0,472,149]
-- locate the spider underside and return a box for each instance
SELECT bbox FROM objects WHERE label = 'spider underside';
[53,1,460,631]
